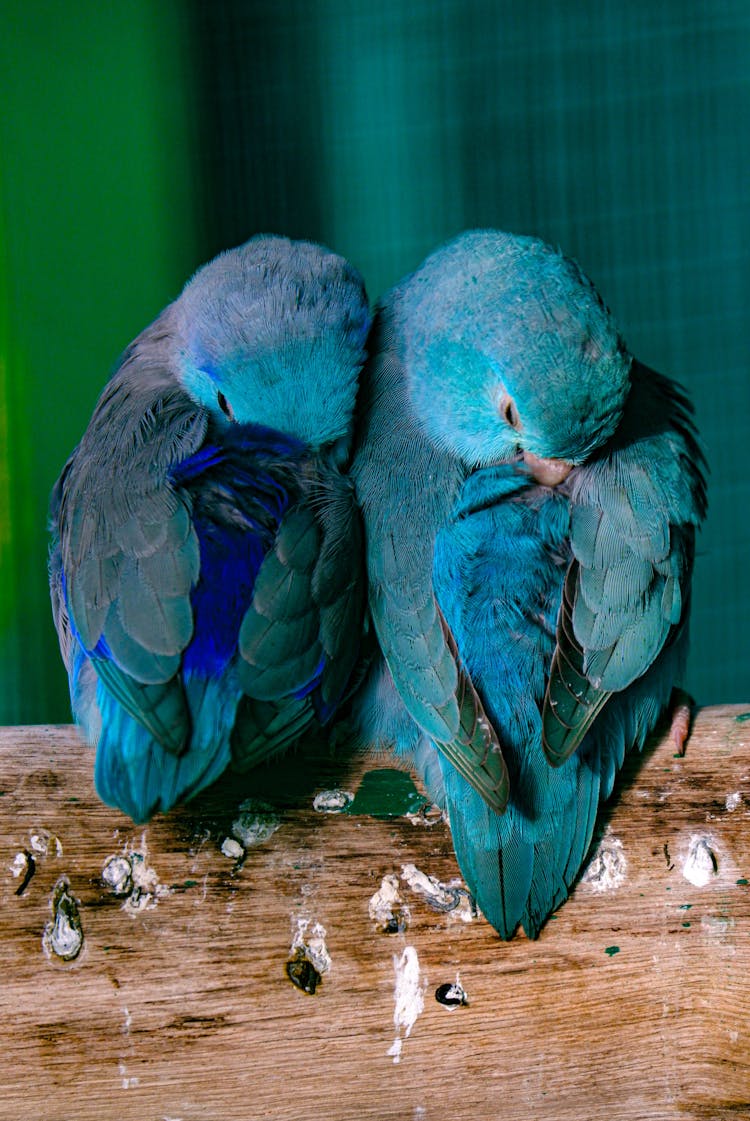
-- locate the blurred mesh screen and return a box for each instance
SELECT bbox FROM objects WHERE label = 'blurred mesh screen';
[191,0,749,704]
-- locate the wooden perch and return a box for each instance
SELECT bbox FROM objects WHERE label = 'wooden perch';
[2,705,750,1120]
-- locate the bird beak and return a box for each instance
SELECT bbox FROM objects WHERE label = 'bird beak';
[520,450,574,487]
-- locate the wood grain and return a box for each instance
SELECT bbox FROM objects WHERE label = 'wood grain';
[2,705,750,1120]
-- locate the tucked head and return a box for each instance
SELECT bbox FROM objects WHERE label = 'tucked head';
[397,230,632,470]
[174,235,371,448]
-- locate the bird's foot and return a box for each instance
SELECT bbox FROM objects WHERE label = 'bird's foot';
[669,688,695,757]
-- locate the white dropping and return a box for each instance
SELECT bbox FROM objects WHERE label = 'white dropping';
[42,878,84,962]
[126,850,170,913]
[368,874,410,931]
[313,789,354,813]
[405,804,445,828]
[388,946,426,1064]
[581,831,628,893]
[445,976,466,1004]
[401,863,475,921]
[29,830,63,858]
[290,917,332,975]
[683,835,719,886]
[220,837,244,861]
[231,799,281,847]
[437,972,468,1010]
[10,851,28,878]
[725,791,742,812]
[101,855,133,895]
[104,835,171,914]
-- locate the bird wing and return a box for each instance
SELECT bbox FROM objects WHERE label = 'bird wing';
[354,309,510,813]
[232,463,367,767]
[543,361,707,765]
[52,321,205,753]
[370,546,510,813]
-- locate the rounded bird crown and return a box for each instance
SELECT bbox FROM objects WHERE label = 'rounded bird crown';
[174,235,371,448]
[398,230,632,467]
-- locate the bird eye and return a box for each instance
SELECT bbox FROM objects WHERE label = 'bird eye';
[217,391,235,421]
[499,394,522,431]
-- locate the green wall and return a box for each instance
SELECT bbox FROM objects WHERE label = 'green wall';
[0,1,204,722]
[1,1,748,725]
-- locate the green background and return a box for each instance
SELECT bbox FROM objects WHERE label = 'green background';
[1,0,747,725]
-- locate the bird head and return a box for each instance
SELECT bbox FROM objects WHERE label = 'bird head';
[173,235,371,448]
[398,230,632,480]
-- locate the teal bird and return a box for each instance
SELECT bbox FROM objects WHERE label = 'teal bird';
[50,236,370,822]
[352,230,706,938]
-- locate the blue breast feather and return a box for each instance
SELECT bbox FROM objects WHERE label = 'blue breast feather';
[435,467,570,772]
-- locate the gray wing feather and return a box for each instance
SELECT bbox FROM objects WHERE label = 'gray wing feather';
[52,313,207,748]
[543,362,707,765]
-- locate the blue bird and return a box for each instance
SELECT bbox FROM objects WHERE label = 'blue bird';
[352,230,707,939]
[50,235,371,822]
